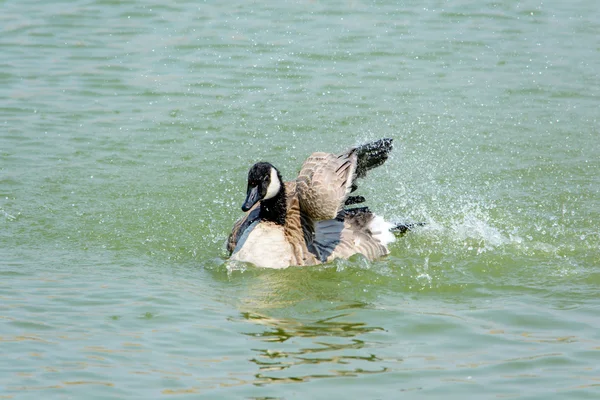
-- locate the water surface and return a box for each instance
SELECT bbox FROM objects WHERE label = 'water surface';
[1,0,599,398]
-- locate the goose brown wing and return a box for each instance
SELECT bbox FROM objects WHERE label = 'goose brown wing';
[295,139,393,221]
[296,151,358,220]
[307,207,389,262]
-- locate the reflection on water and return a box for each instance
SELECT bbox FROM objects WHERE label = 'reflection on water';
[241,311,383,341]
[238,310,391,386]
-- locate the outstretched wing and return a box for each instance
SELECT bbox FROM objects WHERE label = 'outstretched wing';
[295,138,393,221]
[296,151,358,220]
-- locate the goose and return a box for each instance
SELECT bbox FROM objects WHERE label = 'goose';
[227,138,414,269]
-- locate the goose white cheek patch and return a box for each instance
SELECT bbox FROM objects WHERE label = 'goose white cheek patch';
[264,167,281,200]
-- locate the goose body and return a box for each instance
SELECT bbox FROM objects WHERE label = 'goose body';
[231,221,292,269]
[227,138,408,268]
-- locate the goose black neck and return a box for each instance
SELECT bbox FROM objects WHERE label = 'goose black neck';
[259,184,286,226]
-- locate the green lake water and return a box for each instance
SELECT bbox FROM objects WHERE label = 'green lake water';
[1,0,599,398]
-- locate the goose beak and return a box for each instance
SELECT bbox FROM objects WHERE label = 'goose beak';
[242,186,260,211]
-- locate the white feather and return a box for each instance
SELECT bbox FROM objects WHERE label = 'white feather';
[369,215,396,247]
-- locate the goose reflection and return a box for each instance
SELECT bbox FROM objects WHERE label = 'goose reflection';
[213,260,400,385]
[237,310,392,386]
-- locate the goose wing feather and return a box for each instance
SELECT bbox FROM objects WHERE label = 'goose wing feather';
[296,151,358,220]
[309,208,389,262]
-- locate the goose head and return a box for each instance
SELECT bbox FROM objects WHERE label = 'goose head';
[241,162,283,212]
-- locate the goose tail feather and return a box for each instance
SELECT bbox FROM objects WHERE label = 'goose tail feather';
[391,222,426,235]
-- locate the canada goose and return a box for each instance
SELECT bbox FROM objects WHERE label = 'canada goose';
[227,138,413,269]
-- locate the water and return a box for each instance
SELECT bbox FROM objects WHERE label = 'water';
[1,0,599,398]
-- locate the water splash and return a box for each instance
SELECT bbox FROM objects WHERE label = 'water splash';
[1,208,17,221]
